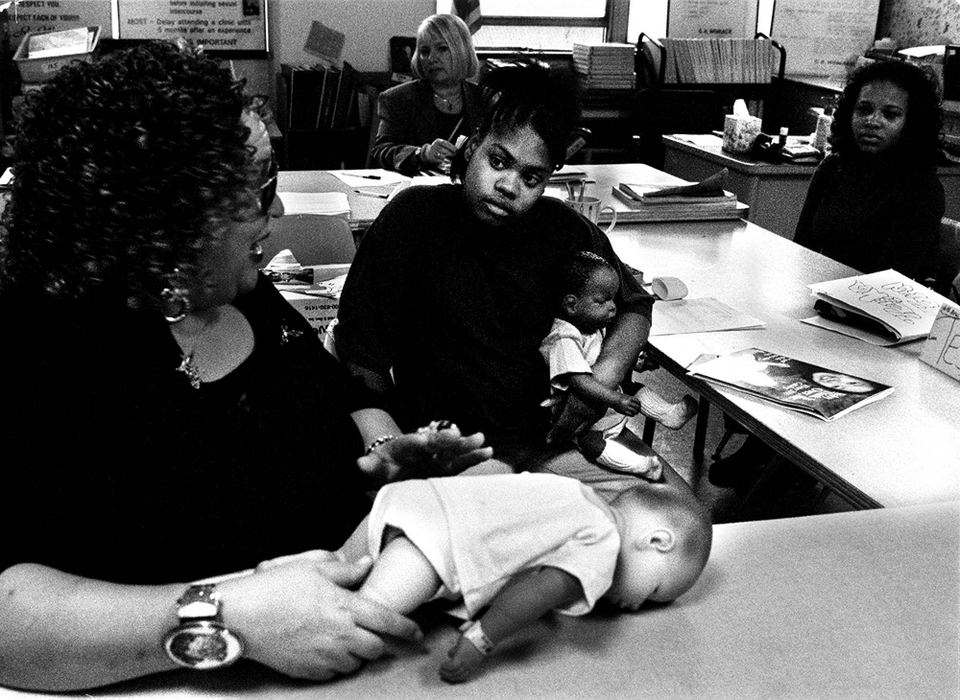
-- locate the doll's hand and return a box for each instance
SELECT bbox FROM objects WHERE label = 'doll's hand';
[439,635,486,684]
[615,394,643,416]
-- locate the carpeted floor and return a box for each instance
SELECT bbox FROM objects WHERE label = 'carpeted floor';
[633,367,854,524]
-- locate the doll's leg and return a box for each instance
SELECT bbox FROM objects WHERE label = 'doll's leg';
[635,385,698,430]
[359,535,442,615]
[577,428,663,482]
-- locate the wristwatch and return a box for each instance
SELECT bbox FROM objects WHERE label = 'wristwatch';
[163,583,244,670]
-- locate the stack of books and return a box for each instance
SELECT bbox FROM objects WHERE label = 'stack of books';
[659,38,778,84]
[610,168,744,222]
[572,42,636,90]
[278,62,358,131]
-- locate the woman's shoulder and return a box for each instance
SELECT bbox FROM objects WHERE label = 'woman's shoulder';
[379,79,428,103]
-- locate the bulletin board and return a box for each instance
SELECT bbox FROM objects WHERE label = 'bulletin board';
[667,0,759,39]
[117,0,268,55]
[4,0,113,48]
[770,0,880,79]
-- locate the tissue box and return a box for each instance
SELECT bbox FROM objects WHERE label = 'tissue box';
[722,114,762,155]
[281,291,341,339]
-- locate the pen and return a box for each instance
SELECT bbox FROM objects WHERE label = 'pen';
[345,173,381,179]
[448,117,464,143]
[354,190,389,199]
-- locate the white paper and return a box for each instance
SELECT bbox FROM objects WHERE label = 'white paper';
[327,169,408,189]
[277,192,350,217]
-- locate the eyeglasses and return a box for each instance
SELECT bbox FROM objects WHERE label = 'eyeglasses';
[258,155,279,215]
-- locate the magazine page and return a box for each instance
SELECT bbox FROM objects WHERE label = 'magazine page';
[689,347,894,421]
[804,269,949,345]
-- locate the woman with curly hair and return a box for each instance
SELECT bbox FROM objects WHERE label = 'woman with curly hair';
[793,59,944,280]
[0,40,490,691]
[370,13,481,175]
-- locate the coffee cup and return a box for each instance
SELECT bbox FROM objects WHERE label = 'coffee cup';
[564,195,617,234]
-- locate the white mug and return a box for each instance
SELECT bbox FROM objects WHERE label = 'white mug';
[564,195,617,234]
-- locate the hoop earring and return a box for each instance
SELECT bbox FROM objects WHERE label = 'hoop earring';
[160,284,191,323]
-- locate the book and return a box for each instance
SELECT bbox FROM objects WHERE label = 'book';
[689,347,894,421]
[919,301,960,383]
[617,168,736,206]
[617,183,737,206]
[610,187,745,221]
[803,269,952,346]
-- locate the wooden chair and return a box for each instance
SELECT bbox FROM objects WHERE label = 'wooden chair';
[260,214,356,267]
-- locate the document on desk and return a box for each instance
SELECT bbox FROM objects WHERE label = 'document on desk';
[277,191,350,217]
[651,297,765,336]
[328,169,409,189]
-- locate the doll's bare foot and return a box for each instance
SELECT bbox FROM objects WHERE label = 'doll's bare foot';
[439,635,486,684]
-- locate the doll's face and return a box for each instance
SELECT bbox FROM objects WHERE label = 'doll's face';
[811,371,874,394]
[851,79,909,155]
[606,540,695,611]
[604,493,702,611]
[565,266,619,333]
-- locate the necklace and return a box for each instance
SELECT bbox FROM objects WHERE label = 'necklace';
[433,90,462,113]
[171,311,217,391]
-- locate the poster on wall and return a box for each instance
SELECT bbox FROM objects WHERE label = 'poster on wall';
[4,0,113,48]
[771,0,880,79]
[667,0,758,38]
[117,0,268,54]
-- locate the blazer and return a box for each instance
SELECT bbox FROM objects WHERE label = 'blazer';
[370,78,481,175]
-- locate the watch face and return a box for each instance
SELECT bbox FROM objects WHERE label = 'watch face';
[164,621,243,670]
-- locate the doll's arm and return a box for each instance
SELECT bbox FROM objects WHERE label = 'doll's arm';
[439,566,582,684]
[567,373,642,416]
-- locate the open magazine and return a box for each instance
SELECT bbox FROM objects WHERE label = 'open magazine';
[689,347,893,421]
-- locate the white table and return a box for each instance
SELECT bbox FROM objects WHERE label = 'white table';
[7,501,956,698]
[607,216,960,509]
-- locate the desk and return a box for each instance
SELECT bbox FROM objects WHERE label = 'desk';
[663,134,960,238]
[278,169,399,232]
[278,163,750,233]
[8,501,956,698]
[608,217,960,509]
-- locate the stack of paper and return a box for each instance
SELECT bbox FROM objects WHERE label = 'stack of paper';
[277,191,350,218]
[27,27,93,59]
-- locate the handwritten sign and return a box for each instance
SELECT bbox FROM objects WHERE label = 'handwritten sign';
[117,0,268,53]
[920,302,960,383]
[770,0,880,78]
[667,0,758,38]
[804,269,951,345]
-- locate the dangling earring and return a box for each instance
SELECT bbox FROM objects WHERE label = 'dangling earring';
[160,271,191,323]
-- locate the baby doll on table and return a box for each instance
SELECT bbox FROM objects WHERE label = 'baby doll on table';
[336,467,712,683]
[540,251,698,479]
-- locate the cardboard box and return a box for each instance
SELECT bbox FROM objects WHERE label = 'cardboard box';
[920,301,960,383]
[14,26,101,84]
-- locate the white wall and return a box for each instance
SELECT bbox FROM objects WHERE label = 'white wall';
[270,0,434,69]
[235,0,432,102]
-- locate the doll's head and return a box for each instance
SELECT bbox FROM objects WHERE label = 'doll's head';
[557,251,620,334]
[604,482,712,611]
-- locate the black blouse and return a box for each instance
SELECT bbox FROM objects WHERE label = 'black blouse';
[1,275,377,583]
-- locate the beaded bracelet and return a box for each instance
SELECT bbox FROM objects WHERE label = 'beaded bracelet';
[365,434,398,456]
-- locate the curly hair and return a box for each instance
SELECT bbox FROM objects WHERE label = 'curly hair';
[0,40,255,308]
[831,60,942,168]
[411,13,479,82]
[450,61,581,179]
